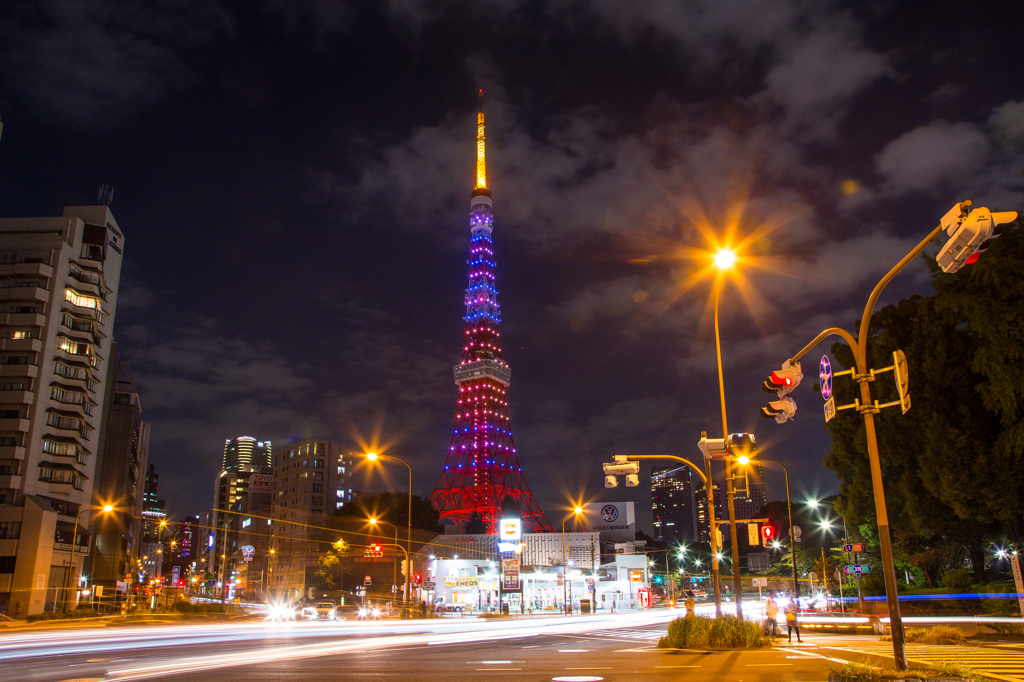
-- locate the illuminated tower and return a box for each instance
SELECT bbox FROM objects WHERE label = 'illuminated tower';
[431,93,551,533]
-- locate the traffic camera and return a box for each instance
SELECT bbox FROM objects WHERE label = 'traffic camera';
[761,361,802,424]
[936,200,1018,273]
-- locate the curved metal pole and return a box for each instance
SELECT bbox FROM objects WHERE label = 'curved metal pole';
[714,276,743,618]
[614,454,719,615]
[377,454,413,607]
[756,457,799,600]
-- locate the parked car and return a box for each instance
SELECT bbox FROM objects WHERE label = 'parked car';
[310,601,338,621]
[432,597,463,613]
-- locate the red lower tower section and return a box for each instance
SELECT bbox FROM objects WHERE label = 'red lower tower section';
[431,98,551,533]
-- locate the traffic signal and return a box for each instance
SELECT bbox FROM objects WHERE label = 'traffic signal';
[603,456,640,488]
[762,525,775,548]
[372,543,382,553]
[414,573,422,585]
[761,362,802,424]
[936,201,1018,273]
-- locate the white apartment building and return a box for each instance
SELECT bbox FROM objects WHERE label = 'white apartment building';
[0,205,124,615]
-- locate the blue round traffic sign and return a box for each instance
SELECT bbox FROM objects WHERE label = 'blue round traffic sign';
[820,356,833,401]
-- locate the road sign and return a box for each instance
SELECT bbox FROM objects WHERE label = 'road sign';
[752,577,768,587]
[893,349,910,414]
[791,525,802,543]
[1010,555,1024,616]
[824,395,836,422]
[820,356,833,400]
[843,544,865,553]
[845,564,871,575]
[556,572,564,587]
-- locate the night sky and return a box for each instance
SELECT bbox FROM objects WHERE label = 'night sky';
[2,1,1023,531]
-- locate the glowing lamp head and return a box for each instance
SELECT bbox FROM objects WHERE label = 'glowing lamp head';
[366,452,378,461]
[737,455,750,465]
[574,506,583,515]
[368,518,378,526]
[102,505,114,513]
[714,249,737,270]
[807,499,820,509]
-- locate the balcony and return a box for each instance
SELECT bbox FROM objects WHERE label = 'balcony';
[0,474,22,489]
[0,262,54,278]
[0,418,28,432]
[0,445,25,459]
[0,288,50,304]
[0,338,42,353]
[0,365,38,380]
[0,313,45,327]
[0,391,34,406]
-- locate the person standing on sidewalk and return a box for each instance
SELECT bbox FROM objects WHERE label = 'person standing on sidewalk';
[765,592,780,637]
[785,599,803,643]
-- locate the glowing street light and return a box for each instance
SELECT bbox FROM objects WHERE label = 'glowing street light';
[714,248,737,270]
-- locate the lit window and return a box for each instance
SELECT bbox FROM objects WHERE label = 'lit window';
[64,288,102,312]
[11,331,29,340]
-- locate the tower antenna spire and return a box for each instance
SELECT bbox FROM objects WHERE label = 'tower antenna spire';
[475,89,486,191]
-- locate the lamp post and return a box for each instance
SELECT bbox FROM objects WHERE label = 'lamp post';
[365,452,412,608]
[561,507,582,615]
[369,517,400,605]
[735,456,800,601]
[64,504,114,612]
[711,249,743,618]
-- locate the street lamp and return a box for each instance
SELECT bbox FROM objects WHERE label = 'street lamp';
[712,247,744,618]
[64,504,114,611]
[363,451,413,608]
[561,507,583,615]
[369,518,401,603]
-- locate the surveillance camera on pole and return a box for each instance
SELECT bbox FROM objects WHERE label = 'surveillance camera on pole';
[761,361,802,423]
[936,200,1018,273]
[603,456,639,488]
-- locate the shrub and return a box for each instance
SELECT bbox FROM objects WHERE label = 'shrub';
[942,568,974,592]
[881,625,966,646]
[173,601,193,614]
[658,615,770,649]
[829,659,976,681]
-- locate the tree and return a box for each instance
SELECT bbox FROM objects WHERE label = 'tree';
[334,491,441,532]
[464,512,487,534]
[314,538,353,590]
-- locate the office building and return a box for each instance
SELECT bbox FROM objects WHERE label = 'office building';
[222,436,271,472]
[652,465,698,545]
[87,344,150,598]
[0,205,125,615]
[268,438,351,601]
[140,464,165,578]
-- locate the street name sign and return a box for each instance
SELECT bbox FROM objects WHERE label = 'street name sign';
[843,544,865,553]
[824,396,836,422]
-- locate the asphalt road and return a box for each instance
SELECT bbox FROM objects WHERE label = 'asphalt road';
[0,612,839,682]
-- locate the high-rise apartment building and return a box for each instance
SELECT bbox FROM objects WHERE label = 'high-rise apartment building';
[140,464,165,578]
[268,438,351,601]
[729,433,766,523]
[87,344,150,598]
[0,205,124,616]
[222,436,271,472]
[652,465,699,545]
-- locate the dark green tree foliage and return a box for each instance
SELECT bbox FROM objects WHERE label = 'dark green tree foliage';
[823,219,1024,584]
[338,491,441,532]
[464,511,487,534]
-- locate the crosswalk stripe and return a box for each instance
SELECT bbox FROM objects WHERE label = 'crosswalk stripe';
[832,644,1024,681]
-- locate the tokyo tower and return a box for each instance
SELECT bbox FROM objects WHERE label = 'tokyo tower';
[431,93,552,533]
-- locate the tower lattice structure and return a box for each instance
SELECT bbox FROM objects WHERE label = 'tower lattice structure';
[431,94,552,533]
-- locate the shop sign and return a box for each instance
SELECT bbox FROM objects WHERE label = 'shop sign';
[630,569,643,582]
[443,577,479,588]
[502,558,521,591]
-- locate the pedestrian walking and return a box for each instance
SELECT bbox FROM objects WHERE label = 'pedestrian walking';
[765,592,779,637]
[785,599,803,643]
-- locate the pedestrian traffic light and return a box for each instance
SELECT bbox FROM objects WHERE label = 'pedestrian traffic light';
[415,573,422,585]
[936,200,1018,273]
[762,525,775,548]
[761,361,802,424]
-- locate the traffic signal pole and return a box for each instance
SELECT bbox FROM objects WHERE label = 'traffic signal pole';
[785,223,943,671]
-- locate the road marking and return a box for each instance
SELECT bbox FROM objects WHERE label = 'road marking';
[558,649,591,652]
[746,663,794,666]
[552,677,604,682]
[565,667,612,670]
[827,643,1024,682]
[522,645,540,649]
[476,669,521,671]
[480,661,513,664]
[654,665,701,668]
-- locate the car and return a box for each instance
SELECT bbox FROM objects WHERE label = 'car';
[357,604,382,620]
[432,597,463,613]
[310,601,338,621]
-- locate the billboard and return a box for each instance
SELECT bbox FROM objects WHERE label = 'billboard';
[501,557,521,591]
[249,467,274,494]
[583,502,636,542]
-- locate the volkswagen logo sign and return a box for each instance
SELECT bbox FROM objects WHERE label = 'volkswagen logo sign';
[601,505,619,522]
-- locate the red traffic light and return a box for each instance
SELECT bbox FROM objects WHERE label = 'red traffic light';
[415,573,422,584]
[761,525,776,548]
[372,544,382,553]
[764,526,774,539]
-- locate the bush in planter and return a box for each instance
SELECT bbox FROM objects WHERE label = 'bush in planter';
[173,601,193,615]
[881,625,967,646]
[828,659,975,681]
[658,615,769,649]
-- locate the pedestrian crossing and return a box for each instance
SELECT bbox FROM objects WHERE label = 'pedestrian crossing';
[583,627,665,641]
[834,643,1024,682]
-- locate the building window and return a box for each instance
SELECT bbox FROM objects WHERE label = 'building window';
[0,437,19,447]
[313,459,324,469]
[64,288,102,312]
[0,382,25,392]
[39,463,84,489]
[11,331,29,340]
[312,497,323,506]
[313,472,323,481]
[42,438,86,463]
[14,307,36,314]
[0,522,20,539]
[54,361,88,381]
[312,484,323,493]
[0,556,15,573]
